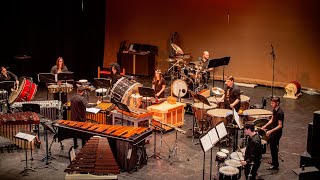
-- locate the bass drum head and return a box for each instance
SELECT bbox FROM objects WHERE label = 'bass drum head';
[172,79,188,97]
[8,78,26,104]
[110,77,142,105]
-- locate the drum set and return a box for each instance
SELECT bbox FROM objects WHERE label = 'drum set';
[168,43,210,96]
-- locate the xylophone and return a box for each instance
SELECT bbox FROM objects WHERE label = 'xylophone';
[0,112,40,149]
[55,120,152,172]
[11,100,61,120]
[65,102,114,124]
[65,136,119,179]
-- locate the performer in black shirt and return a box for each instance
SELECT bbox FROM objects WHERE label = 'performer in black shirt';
[152,69,166,98]
[50,57,68,74]
[241,123,262,180]
[219,75,241,112]
[110,63,122,87]
[196,51,213,86]
[70,86,101,148]
[0,66,19,94]
[261,97,284,170]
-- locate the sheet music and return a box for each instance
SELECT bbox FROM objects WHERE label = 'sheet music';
[199,134,212,152]
[216,122,228,139]
[15,132,26,139]
[86,107,100,114]
[207,128,219,145]
[233,109,242,129]
[14,132,36,142]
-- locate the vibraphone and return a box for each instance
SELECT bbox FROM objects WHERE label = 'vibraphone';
[11,100,61,120]
[55,120,152,172]
[65,136,119,179]
[65,102,114,124]
[0,111,40,149]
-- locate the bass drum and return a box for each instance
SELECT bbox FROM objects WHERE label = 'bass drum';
[9,77,37,104]
[172,79,193,98]
[110,77,142,105]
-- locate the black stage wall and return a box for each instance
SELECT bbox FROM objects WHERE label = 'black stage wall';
[2,0,106,83]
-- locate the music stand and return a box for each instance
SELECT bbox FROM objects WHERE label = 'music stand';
[37,73,57,83]
[138,87,155,109]
[57,72,74,110]
[113,101,131,126]
[0,81,15,90]
[94,78,111,102]
[208,57,230,88]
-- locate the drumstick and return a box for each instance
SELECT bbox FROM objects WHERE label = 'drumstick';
[237,145,245,157]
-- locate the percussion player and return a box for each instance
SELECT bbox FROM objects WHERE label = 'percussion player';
[261,97,284,170]
[196,51,213,87]
[152,69,166,98]
[240,123,262,180]
[50,57,69,104]
[218,75,241,112]
[0,66,19,93]
[110,63,122,87]
[70,86,101,148]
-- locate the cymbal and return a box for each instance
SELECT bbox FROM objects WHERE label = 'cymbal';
[166,58,176,62]
[212,87,225,96]
[171,43,184,55]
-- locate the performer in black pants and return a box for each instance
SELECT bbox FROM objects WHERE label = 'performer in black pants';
[70,87,101,148]
[261,97,284,170]
[241,123,262,180]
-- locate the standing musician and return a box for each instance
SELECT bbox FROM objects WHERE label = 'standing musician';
[240,123,262,180]
[261,97,284,170]
[152,69,166,98]
[196,51,213,86]
[219,75,241,112]
[110,63,122,87]
[50,57,69,104]
[70,86,101,148]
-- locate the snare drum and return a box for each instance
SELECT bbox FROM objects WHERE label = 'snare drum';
[110,77,142,105]
[216,151,227,163]
[207,109,233,126]
[95,88,108,97]
[207,96,224,108]
[224,160,242,179]
[243,109,272,121]
[240,95,250,111]
[219,166,239,180]
[48,84,59,94]
[230,152,244,161]
[9,77,37,104]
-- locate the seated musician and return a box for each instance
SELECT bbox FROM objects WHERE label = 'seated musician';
[0,66,19,93]
[152,69,166,98]
[70,86,101,148]
[219,75,241,112]
[50,57,69,104]
[110,63,122,87]
[196,51,213,87]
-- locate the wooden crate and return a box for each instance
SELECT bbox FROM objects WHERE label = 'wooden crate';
[147,101,185,131]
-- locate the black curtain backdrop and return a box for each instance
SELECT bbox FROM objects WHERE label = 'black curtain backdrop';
[2,0,105,84]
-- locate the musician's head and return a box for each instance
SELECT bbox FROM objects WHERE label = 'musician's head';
[1,66,7,75]
[271,97,280,108]
[110,63,120,75]
[225,75,234,87]
[56,57,65,68]
[244,123,255,136]
[77,86,86,95]
[202,51,210,61]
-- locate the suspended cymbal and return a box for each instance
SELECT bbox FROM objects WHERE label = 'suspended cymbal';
[166,58,176,62]
[212,87,225,96]
[171,43,184,55]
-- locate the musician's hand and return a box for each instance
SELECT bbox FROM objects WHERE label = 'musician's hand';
[16,80,19,85]
[266,130,272,137]
[155,93,160,97]
[240,160,247,166]
[261,125,266,130]
[230,103,234,108]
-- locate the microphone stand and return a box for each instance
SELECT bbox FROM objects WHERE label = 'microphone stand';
[271,44,275,98]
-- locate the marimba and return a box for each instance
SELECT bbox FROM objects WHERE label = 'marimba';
[0,112,40,149]
[55,120,152,172]
[65,136,119,179]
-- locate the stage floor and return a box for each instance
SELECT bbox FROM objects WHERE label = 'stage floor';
[1,77,320,180]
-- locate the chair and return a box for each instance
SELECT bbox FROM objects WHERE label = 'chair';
[69,146,76,163]
[250,97,267,109]
[97,66,125,78]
